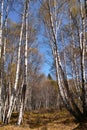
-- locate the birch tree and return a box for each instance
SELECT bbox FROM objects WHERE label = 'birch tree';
[4,1,26,123]
[85,0,87,16]
[18,0,30,125]
[79,0,87,116]
[40,0,87,121]
[2,0,9,122]
[0,0,4,121]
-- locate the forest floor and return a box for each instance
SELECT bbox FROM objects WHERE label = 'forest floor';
[0,109,87,130]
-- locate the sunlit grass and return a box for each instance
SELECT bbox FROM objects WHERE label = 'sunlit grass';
[0,109,79,130]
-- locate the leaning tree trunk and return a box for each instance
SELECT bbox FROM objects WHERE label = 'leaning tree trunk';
[48,0,83,121]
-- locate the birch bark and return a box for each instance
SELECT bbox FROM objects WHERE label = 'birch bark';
[5,3,25,123]
[0,0,3,58]
[0,0,4,121]
[84,0,87,16]
[2,1,9,122]
[69,11,81,97]
[79,0,87,115]
[47,0,83,121]
[18,0,29,125]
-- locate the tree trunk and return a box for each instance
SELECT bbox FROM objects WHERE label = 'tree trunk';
[5,2,25,123]
[18,100,23,125]
[84,0,87,16]
[18,0,29,125]
[79,0,87,116]
[0,0,3,58]
[0,0,4,122]
[48,0,83,121]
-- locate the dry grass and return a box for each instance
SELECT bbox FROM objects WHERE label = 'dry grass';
[0,109,86,130]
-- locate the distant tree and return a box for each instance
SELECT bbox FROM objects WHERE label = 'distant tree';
[47,73,52,80]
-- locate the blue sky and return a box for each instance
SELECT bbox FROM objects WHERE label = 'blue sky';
[8,1,51,76]
[37,34,52,76]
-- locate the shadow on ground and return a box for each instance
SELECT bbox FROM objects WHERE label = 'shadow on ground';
[73,122,87,130]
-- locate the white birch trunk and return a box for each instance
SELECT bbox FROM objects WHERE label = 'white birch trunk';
[85,0,87,16]
[3,1,8,66]
[79,0,87,114]
[0,0,3,58]
[69,12,81,96]
[18,101,23,125]
[5,4,25,123]
[18,0,29,125]
[0,0,4,121]
[25,84,32,111]
[47,0,83,120]
[48,0,67,102]
[3,81,11,122]
[2,2,9,122]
